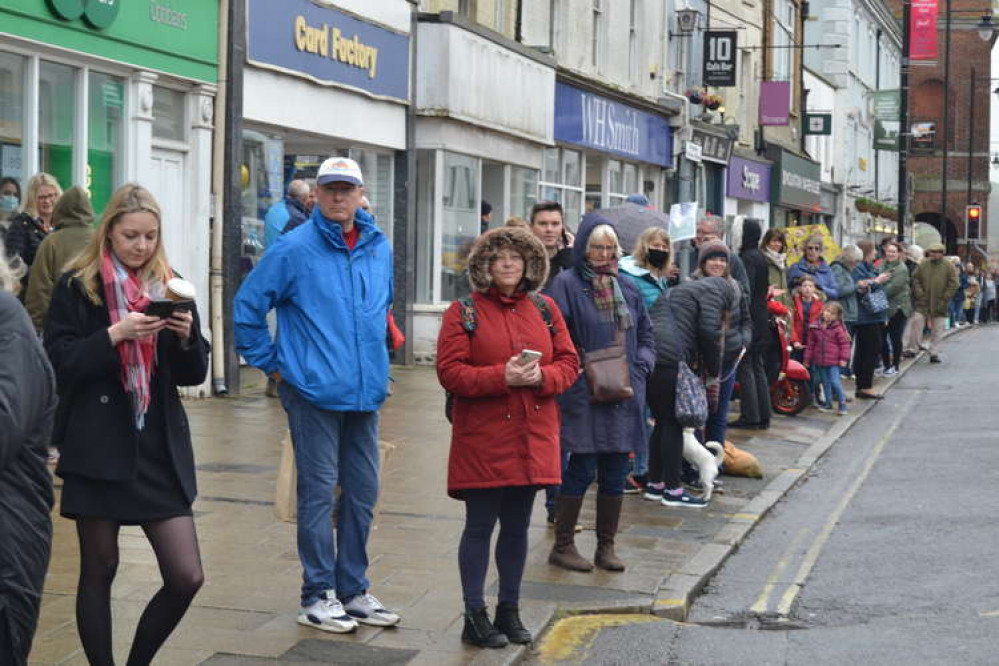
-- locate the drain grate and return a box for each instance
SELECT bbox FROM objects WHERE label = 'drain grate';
[690,612,810,631]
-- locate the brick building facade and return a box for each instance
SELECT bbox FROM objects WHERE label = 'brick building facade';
[887,0,994,254]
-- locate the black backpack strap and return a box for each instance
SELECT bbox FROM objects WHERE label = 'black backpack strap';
[527,292,555,335]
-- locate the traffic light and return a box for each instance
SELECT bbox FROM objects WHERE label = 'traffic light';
[966,204,982,241]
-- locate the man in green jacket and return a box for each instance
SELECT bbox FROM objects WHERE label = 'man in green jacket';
[24,186,94,333]
[910,242,959,363]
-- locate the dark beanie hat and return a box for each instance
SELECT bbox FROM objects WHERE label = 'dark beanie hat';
[698,239,730,268]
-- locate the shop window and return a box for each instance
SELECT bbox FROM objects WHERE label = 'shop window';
[0,52,25,187]
[510,166,538,220]
[440,151,479,302]
[152,86,186,142]
[88,72,124,214]
[539,147,584,228]
[349,148,394,242]
[39,61,76,190]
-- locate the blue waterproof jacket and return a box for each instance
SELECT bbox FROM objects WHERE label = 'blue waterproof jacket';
[234,207,393,411]
[264,196,308,249]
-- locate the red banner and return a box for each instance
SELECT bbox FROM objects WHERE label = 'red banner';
[910,0,939,60]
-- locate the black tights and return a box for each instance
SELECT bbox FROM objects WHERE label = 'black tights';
[76,516,204,666]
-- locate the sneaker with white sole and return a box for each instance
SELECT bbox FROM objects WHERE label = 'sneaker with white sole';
[298,590,358,633]
[344,592,401,627]
[882,367,897,377]
[661,491,708,509]
[643,484,664,501]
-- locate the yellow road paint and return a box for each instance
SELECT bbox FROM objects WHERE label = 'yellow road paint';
[979,610,999,617]
[654,598,686,608]
[536,614,664,663]
[750,527,810,614]
[774,392,919,617]
[732,513,760,522]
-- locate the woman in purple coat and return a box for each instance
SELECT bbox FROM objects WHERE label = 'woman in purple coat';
[546,213,655,573]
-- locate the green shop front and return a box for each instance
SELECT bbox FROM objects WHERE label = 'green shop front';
[766,146,822,229]
[0,0,218,345]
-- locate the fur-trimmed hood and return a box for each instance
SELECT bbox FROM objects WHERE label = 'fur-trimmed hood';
[467,227,549,293]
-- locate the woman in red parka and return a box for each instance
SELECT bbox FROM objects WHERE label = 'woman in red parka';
[437,227,578,649]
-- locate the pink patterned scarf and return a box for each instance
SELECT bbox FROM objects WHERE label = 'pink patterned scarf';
[100,250,162,430]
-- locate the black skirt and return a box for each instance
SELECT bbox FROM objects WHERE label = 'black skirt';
[60,383,191,525]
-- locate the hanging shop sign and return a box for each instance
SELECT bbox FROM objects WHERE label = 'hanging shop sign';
[910,0,939,61]
[247,0,410,103]
[804,113,832,135]
[703,31,737,87]
[873,90,901,151]
[726,156,771,203]
[690,128,733,164]
[759,81,790,126]
[554,81,672,167]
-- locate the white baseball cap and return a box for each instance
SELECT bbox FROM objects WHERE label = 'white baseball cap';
[316,157,364,187]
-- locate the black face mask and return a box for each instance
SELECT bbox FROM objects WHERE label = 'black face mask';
[647,249,670,269]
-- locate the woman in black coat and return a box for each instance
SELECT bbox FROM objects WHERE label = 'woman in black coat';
[44,184,209,666]
[733,219,772,429]
[0,246,57,665]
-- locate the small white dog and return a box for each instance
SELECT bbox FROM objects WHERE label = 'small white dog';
[682,428,725,501]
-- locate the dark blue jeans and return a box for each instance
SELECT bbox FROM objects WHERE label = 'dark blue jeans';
[560,452,630,497]
[705,364,737,445]
[280,383,380,606]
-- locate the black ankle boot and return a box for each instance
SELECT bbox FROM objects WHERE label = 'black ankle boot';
[462,607,508,648]
[493,602,532,644]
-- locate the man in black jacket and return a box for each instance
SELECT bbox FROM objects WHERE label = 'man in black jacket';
[732,219,772,429]
[0,270,56,664]
[529,201,575,291]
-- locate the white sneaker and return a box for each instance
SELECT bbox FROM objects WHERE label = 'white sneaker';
[343,592,401,627]
[882,367,897,377]
[298,590,358,633]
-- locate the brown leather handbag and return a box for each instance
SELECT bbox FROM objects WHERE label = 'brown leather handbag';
[583,329,634,404]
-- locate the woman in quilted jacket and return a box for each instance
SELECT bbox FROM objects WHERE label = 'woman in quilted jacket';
[803,301,852,415]
[437,227,579,648]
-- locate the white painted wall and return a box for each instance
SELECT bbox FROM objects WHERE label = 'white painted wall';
[416,22,554,144]
[990,43,999,254]
[322,0,412,33]
[243,67,407,150]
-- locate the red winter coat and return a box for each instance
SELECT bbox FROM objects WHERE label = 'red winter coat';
[437,288,580,499]
[803,320,851,368]
[791,294,823,345]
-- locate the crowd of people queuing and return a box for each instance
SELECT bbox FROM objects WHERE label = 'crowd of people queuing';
[0,158,983,662]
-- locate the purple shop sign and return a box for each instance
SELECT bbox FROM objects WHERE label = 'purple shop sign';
[759,81,790,126]
[727,156,771,203]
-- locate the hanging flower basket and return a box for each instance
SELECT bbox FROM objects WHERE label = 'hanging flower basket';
[855,198,873,214]
[704,94,724,110]
[685,89,703,105]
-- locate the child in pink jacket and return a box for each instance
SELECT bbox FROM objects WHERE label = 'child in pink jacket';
[803,301,852,415]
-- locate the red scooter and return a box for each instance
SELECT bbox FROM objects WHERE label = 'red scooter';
[769,314,811,416]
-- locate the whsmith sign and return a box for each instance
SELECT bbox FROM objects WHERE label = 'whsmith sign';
[247,0,409,103]
[554,82,672,167]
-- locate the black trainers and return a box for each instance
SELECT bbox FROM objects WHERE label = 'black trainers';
[661,490,708,509]
[929,354,942,364]
[643,484,664,501]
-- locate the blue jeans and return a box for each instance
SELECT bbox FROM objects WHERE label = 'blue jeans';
[705,364,737,445]
[560,452,630,497]
[280,383,380,606]
[544,447,571,513]
[812,365,846,408]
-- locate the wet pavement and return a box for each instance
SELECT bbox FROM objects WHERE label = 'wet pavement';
[30,349,912,665]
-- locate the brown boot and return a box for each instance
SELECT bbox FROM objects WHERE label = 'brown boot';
[594,494,626,571]
[548,495,594,572]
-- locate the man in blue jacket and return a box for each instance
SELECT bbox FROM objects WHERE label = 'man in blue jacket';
[263,179,310,249]
[235,157,399,634]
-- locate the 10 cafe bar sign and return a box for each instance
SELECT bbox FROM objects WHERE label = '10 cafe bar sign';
[554,82,672,166]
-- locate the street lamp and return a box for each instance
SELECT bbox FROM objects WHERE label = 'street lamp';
[977,14,995,41]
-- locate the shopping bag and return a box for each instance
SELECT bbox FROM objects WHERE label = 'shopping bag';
[273,431,297,523]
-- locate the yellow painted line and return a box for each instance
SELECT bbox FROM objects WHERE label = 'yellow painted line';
[654,598,686,607]
[775,392,919,618]
[979,610,999,617]
[731,513,760,522]
[535,614,664,663]
[750,527,810,614]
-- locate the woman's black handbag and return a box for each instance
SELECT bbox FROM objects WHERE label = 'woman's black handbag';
[862,287,889,314]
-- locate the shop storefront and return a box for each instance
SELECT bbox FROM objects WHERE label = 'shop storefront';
[689,124,733,218]
[725,152,772,221]
[0,0,218,319]
[551,80,673,222]
[767,146,822,229]
[410,14,554,361]
[242,0,410,272]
